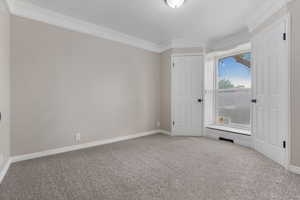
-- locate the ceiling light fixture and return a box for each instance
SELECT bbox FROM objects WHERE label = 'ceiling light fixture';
[166,0,185,8]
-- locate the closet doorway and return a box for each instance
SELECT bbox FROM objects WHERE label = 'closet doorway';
[171,55,204,136]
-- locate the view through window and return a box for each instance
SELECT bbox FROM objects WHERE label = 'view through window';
[216,52,251,130]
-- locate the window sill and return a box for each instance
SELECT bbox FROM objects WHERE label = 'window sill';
[206,125,251,136]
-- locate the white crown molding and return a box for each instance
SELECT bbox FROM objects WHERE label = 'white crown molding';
[159,44,173,53]
[157,40,205,54]
[207,29,251,51]
[4,0,294,53]
[206,43,251,60]
[247,0,293,32]
[170,39,205,50]
[6,0,168,53]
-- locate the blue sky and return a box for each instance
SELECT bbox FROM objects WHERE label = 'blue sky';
[218,53,251,88]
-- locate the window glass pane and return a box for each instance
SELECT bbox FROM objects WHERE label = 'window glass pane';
[216,89,251,127]
[216,52,251,129]
[218,52,251,89]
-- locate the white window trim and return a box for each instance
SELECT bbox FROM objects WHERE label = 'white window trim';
[206,125,251,136]
[206,43,252,134]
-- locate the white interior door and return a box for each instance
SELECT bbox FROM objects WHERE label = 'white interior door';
[252,16,289,166]
[172,56,204,136]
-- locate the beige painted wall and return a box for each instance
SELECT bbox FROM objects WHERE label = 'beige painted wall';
[11,16,161,156]
[7,2,300,168]
[289,0,300,167]
[160,50,171,131]
[0,2,10,170]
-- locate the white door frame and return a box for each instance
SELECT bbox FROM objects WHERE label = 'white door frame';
[285,13,291,169]
[171,53,205,136]
[251,14,291,168]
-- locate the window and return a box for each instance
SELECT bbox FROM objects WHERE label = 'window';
[215,52,251,130]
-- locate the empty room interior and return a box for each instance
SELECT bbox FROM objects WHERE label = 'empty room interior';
[1,0,300,199]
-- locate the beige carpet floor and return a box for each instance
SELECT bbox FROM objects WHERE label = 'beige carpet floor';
[1,134,300,200]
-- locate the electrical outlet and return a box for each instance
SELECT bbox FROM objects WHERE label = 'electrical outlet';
[156,121,161,128]
[75,133,81,143]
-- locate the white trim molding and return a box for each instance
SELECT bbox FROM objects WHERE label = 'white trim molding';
[0,158,11,184]
[206,125,251,136]
[6,0,167,53]
[204,128,253,148]
[159,129,172,136]
[207,29,251,51]
[208,43,251,59]
[247,0,293,32]
[2,130,168,182]
[288,165,300,175]
[11,130,162,163]
[4,0,294,52]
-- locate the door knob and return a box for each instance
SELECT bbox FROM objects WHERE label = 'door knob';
[251,99,257,103]
[198,99,203,103]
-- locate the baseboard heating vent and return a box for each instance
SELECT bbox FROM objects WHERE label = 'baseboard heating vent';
[219,137,234,143]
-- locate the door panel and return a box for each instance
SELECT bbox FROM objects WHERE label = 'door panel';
[252,16,289,166]
[172,56,204,136]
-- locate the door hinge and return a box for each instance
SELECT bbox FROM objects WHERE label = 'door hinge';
[283,33,287,41]
[283,141,286,149]
[172,63,175,68]
[172,121,175,126]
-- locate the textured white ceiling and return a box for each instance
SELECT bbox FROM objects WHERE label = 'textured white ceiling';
[22,0,264,47]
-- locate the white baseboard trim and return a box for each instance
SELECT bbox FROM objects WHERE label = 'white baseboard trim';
[288,165,300,175]
[159,129,171,136]
[0,158,11,184]
[11,130,161,163]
